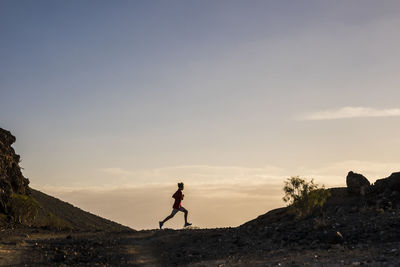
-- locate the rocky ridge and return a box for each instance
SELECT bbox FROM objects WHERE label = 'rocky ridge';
[0,128,30,214]
[0,127,129,231]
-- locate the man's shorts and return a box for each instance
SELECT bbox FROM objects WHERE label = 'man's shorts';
[170,207,187,216]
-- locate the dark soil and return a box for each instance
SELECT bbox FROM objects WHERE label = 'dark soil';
[1,207,400,266]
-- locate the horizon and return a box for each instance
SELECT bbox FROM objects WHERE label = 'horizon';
[1,0,400,230]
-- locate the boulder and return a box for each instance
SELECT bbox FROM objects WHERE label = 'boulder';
[346,171,370,195]
[374,172,400,193]
[372,172,400,208]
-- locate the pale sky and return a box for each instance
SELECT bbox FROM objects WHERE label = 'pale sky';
[1,1,400,229]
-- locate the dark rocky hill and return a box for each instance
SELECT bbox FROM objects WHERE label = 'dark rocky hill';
[0,128,30,213]
[30,188,131,231]
[242,171,400,245]
[145,171,400,265]
[31,189,130,231]
[0,127,130,232]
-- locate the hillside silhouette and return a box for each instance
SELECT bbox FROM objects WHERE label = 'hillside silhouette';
[30,188,130,231]
[0,128,129,232]
[1,127,400,265]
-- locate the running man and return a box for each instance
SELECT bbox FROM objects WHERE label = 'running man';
[159,182,192,229]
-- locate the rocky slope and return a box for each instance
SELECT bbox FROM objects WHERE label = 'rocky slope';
[30,188,130,231]
[0,127,129,232]
[241,171,400,247]
[0,128,30,213]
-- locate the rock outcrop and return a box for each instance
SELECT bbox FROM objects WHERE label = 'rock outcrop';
[0,128,131,231]
[345,171,400,209]
[374,172,400,193]
[371,172,400,210]
[346,171,370,195]
[241,171,400,250]
[0,128,30,213]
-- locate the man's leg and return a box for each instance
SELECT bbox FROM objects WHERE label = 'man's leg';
[160,209,178,229]
[184,209,188,224]
[161,214,173,224]
[180,207,191,227]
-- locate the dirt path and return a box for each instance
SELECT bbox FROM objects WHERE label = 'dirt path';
[1,228,400,266]
[0,230,160,266]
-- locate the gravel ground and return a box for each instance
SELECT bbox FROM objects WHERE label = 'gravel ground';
[1,226,400,266]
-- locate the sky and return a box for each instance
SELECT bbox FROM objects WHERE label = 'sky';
[1,0,400,229]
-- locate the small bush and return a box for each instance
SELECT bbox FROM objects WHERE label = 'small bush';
[283,176,331,219]
[42,212,73,230]
[8,193,40,225]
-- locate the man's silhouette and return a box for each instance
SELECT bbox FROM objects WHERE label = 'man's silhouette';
[159,182,192,229]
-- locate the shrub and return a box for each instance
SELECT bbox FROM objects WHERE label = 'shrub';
[283,176,331,218]
[8,193,40,225]
[42,212,73,230]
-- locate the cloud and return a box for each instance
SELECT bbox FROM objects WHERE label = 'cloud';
[299,107,400,120]
[93,165,289,187]
[33,161,399,193]
[97,168,132,176]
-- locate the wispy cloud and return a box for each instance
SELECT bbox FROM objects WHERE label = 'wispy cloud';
[98,168,132,176]
[299,107,400,120]
[34,161,398,193]
[94,165,288,187]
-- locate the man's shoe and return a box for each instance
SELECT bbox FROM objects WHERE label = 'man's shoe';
[159,221,163,229]
[184,222,192,227]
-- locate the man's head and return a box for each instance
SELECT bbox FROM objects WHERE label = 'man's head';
[178,182,184,190]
